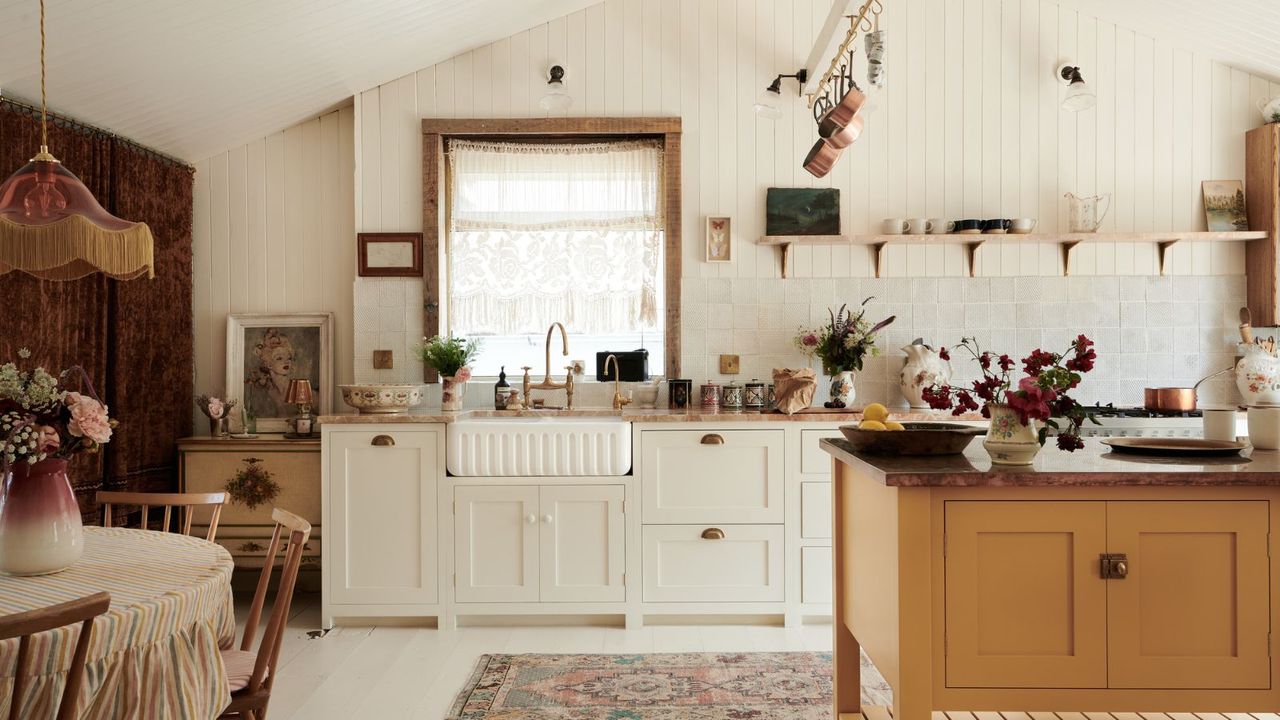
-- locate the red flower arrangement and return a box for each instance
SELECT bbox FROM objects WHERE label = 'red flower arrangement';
[921,335,1098,451]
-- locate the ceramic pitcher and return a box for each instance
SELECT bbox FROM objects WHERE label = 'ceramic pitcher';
[899,342,952,409]
[1237,343,1280,406]
[1064,192,1111,233]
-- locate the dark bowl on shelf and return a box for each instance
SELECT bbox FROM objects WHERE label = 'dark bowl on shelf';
[838,422,986,456]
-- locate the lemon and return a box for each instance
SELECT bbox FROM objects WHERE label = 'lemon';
[884,420,905,431]
[858,420,887,431]
[862,402,889,423]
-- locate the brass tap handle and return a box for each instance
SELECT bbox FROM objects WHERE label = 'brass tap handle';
[521,366,532,409]
[565,370,575,409]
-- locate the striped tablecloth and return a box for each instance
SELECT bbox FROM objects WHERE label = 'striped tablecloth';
[0,526,236,719]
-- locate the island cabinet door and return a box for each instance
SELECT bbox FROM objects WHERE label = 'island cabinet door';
[328,429,440,605]
[454,486,540,603]
[944,501,1108,688]
[1106,500,1271,689]
[539,485,625,603]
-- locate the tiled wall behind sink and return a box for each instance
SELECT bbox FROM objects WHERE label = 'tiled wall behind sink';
[354,274,1247,410]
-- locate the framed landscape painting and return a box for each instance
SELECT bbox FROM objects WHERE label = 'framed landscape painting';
[226,313,334,433]
[765,187,841,236]
[1201,180,1249,231]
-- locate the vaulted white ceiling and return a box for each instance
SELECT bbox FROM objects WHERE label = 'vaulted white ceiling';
[0,0,1274,163]
[0,0,594,161]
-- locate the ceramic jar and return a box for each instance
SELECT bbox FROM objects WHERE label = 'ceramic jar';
[441,375,468,411]
[900,343,952,409]
[828,371,856,407]
[1236,344,1280,406]
[634,380,661,409]
[0,459,84,576]
[983,404,1041,465]
[700,383,721,409]
[721,382,744,410]
[668,379,692,409]
[744,380,767,410]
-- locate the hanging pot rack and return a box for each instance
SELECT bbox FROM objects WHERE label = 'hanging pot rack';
[807,0,882,110]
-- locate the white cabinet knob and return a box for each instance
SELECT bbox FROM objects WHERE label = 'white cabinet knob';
[525,513,537,524]
[542,514,554,524]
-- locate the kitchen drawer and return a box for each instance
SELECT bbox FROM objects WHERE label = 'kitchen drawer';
[642,524,783,602]
[800,482,832,539]
[640,429,783,524]
[800,429,844,475]
[800,546,832,605]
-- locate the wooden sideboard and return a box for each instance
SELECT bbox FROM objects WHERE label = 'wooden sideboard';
[177,436,321,588]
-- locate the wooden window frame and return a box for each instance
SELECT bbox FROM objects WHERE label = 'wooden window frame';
[421,117,682,383]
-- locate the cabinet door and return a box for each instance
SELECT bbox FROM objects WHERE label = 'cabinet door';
[640,429,784,524]
[642,524,784,602]
[1106,501,1271,689]
[328,429,439,605]
[945,501,1108,689]
[539,485,625,603]
[455,485,540,603]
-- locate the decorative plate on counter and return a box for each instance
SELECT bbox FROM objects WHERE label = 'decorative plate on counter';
[838,422,985,456]
[1101,437,1247,457]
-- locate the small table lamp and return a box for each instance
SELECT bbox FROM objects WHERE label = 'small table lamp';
[285,379,315,436]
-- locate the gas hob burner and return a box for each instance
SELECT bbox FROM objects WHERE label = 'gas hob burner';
[1083,403,1202,419]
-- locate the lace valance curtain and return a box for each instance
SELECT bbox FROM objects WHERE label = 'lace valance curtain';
[447,139,663,335]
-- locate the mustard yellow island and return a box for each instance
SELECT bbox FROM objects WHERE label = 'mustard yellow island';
[822,437,1280,718]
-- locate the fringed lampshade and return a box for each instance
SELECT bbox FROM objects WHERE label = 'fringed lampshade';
[0,0,155,282]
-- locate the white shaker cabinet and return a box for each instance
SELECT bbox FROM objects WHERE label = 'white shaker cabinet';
[454,485,540,603]
[322,424,445,626]
[539,485,626,602]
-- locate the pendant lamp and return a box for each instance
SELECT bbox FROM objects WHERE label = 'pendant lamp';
[0,0,155,281]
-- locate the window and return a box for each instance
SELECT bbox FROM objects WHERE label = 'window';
[445,139,665,376]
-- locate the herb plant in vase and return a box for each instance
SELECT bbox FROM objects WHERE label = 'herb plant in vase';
[922,335,1097,465]
[418,336,481,411]
[794,299,895,408]
[0,349,117,575]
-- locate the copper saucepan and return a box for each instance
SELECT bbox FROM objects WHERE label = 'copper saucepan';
[1144,367,1233,413]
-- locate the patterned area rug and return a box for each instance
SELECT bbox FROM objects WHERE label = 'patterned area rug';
[447,651,892,719]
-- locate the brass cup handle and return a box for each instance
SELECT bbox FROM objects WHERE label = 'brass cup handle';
[701,433,725,445]
[701,527,725,540]
[371,434,395,447]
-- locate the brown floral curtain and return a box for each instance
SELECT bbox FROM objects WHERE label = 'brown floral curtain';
[0,101,193,517]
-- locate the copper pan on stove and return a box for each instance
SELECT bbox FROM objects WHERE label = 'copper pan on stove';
[1143,367,1233,413]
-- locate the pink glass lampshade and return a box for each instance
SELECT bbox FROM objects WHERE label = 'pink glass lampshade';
[0,151,155,281]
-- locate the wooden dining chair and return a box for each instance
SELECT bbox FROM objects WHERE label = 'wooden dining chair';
[96,491,227,541]
[218,507,311,720]
[0,591,111,720]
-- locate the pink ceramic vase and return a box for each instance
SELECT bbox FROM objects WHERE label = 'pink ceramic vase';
[0,458,84,575]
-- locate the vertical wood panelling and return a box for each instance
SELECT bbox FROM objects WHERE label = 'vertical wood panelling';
[191,106,356,398]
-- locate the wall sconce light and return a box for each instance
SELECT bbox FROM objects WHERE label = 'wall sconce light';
[753,69,809,119]
[1057,63,1096,112]
[539,65,573,112]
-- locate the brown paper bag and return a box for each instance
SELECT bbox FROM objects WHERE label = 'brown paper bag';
[772,368,816,414]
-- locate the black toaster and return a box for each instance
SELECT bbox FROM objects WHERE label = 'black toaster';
[596,350,649,382]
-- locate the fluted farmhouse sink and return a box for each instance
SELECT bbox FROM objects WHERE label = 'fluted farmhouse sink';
[446,417,631,477]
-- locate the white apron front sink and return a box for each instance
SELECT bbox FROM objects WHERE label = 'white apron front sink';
[446,417,632,477]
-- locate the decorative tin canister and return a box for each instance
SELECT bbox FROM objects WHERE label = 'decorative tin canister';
[722,382,744,409]
[669,379,692,409]
[700,383,722,409]
[766,384,776,410]
[745,379,767,409]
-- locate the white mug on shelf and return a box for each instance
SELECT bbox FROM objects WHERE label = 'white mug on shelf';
[929,219,955,234]
[906,218,932,234]
[881,218,909,235]
[1010,218,1038,234]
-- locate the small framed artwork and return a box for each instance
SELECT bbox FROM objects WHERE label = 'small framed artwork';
[226,313,334,433]
[765,187,841,236]
[705,216,732,262]
[1201,180,1249,231]
[357,232,423,277]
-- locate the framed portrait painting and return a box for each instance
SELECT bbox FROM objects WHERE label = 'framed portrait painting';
[226,313,334,433]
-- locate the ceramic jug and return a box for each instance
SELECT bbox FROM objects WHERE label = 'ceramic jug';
[900,342,952,409]
[1237,343,1280,406]
[1064,192,1111,233]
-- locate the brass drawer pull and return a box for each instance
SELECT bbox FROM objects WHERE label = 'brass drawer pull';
[371,434,396,447]
[701,433,725,445]
[1100,553,1128,579]
[701,527,725,540]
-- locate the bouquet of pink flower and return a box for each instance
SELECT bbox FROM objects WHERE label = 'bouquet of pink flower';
[921,335,1098,451]
[195,394,237,421]
[0,348,117,469]
[793,298,896,374]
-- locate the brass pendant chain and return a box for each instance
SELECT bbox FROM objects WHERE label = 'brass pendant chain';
[39,0,47,151]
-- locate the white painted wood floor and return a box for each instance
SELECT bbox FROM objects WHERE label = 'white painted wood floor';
[245,593,834,720]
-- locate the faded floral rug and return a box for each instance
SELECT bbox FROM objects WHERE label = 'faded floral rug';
[446,651,892,719]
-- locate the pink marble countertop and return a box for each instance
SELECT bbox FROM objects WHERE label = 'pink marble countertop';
[821,437,1280,486]
[317,407,976,424]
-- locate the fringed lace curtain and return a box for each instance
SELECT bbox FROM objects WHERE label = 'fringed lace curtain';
[447,139,663,336]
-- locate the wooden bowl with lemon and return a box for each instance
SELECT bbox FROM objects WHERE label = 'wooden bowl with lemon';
[838,403,986,456]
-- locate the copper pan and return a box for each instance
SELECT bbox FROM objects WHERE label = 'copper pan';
[1144,367,1233,413]
[819,112,864,149]
[803,139,842,178]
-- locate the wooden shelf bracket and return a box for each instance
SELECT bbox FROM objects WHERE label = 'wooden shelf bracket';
[964,241,984,278]
[1061,240,1082,276]
[1157,240,1178,276]
[872,242,887,278]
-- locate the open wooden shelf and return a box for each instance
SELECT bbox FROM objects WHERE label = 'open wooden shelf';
[758,231,1269,278]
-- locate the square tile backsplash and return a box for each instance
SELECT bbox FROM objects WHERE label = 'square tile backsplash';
[354,275,1249,409]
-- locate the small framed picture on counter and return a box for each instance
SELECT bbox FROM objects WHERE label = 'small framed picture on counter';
[705,216,732,262]
[357,232,423,277]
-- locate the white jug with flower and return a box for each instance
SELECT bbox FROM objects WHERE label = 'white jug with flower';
[900,340,952,409]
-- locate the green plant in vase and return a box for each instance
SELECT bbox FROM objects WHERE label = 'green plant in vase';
[416,336,482,411]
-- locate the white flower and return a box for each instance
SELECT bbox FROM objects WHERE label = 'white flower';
[17,348,30,359]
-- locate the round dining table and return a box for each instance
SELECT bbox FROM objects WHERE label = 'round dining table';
[0,526,236,720]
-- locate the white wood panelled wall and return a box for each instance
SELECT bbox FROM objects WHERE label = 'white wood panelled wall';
[192,107,356,400]
[353,0,1280,280]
